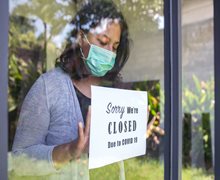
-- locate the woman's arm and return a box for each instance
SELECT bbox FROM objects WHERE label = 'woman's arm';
[12,76,57,176]
[13,74,90,175]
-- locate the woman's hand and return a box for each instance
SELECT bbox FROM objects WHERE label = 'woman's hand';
[69,106,91,159]
[52,106,91,169]
[146,112,165,145]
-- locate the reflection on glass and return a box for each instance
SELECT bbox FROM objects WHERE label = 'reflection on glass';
[182,0,214,179]
[8,0,164,179]
[92,0,165,179]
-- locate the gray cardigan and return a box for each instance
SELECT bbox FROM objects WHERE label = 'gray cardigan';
[12,67,89,179]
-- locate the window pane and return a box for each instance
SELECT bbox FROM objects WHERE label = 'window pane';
[89,0,165,179]
[8,0,165,179]
[181,0,214,179]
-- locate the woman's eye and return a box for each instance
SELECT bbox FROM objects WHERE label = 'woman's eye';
[99,40,107,46]
[113,46,118,52]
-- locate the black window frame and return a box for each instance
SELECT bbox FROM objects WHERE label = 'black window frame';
[214,0,220,179]
[164,0,182,179]
[0,0,9,179]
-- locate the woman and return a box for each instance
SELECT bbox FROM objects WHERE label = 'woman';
[12,0,163,179]
[12,1,129,178]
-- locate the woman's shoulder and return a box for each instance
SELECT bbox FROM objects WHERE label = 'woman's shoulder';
[38,67,76,108]
[41,67,69,82]
[40,67,71,89]
[39,67,73,96]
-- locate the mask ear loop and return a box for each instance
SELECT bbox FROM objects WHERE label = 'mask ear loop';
[83,33,91,45]
[80,48,86,61]
[79,32,91,61]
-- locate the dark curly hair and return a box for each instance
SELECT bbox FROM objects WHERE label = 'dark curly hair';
[55,0,130,81]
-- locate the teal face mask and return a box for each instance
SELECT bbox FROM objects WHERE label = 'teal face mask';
[80,34,116,77]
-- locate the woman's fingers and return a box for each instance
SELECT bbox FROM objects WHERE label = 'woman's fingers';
[146,112,164,147]
[152,133,160,144]
[76,106,91,155]
[151,126,165,135]
[83,106,91,153]
[78,122,84,142]
[147,115,157,129]
[71,122,84,159]
[85,106,91,138]
[147,125,165,138]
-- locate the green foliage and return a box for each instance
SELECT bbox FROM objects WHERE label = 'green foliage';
[9,55,32,112]
[90,158,213,180]
[8,15,43,150]
[8,154,213,180]
[131,76,214,170]
[12,0,164,45]
[182,167,214,180]
[9,16,36,49]
[114,0,164,34]
[132,80,161,122]
[182,76,214,170]
[12,0,77,38]
[8,15,43,110]
[182,75,214,115]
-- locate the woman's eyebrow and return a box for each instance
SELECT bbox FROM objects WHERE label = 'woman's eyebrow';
[101,34,120,44]
[100,34,110,40]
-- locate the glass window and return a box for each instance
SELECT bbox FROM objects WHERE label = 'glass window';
[8,0,165,179]
[181,0,214,179]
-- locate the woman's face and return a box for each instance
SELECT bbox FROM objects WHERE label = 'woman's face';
[81,19,121,58]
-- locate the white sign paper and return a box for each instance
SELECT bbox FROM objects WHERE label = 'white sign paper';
[89,86,148,169]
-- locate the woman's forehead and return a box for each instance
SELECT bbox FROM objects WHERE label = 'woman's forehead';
[90,18,120,35]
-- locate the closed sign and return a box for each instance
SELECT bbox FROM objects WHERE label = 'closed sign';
[89,86,148,169]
